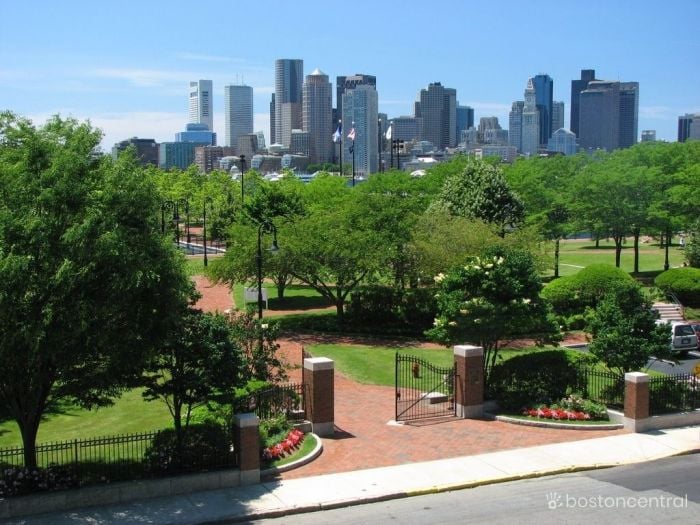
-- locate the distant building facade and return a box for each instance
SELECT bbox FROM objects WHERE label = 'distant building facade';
[112,138,159,166]
[678,113,700,142]
[275,59,303,147]
[570,69,597,137]
[224,84,253,149]
[508,101,524,152]
[176,123,216,145]
[336,74,376,126]
[159,142,197,170]
[189,80,213,131]
[391,116,422,142]
[194,146,235,173]
[552,101,565,132]
[415,82,457,150]
[547,128,578,155]
[302,68,333,163]
[641,130,656,142]
[456,104,474,142]
[342,84,378,177]
[521,78,540,156]
[579,80,639,151]
[533,74,553,146]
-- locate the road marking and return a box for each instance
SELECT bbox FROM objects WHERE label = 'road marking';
[560,264,585,268]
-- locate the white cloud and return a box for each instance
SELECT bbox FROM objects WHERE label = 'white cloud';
[639,106,677,120]
[92,68,196,87]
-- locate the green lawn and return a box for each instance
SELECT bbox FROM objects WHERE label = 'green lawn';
[553,238,685,278]
[0,388,172,448]
[233,283,332,314]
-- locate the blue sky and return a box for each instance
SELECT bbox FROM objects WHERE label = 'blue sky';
[2,0,698,150]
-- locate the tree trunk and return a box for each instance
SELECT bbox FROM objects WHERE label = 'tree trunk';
[614,236,623,268]
[554,238,560,278]
[633,230,640,274]
[335,298,345,324]
[19,416,41,468]
[276,280,286,300]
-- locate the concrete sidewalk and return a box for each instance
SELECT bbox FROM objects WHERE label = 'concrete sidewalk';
[5,426,699,525]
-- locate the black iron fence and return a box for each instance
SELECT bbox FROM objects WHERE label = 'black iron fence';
[649,373,700,415]
[0,425,238,496]
[176,232,226,255]
[486,363,624,410]
[235,383,307,421]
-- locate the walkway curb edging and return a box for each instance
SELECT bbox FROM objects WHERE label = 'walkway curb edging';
[260,433,323,477]
[493,414,623,431]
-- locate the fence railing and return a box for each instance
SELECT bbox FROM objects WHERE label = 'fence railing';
[235,383,307,421]
[578,367,625,409]
[0,425,238,495]
[176,232,226,255]
[649,373,700,415]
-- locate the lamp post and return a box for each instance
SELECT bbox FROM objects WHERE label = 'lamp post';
[178,198,190,245]
[338,119,342,176]
[350,120,356,187]
[240,155,246,202]
[161,200,174,234]
[202,196,213,267]
[256,220,278,321]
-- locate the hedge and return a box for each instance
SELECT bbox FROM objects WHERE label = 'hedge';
[654,267,700,307]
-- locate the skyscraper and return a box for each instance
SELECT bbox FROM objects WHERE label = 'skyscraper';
[533,74,553,146]
[508,101,524,152]
[579,80,638,151]
[521,78,540,156]
[570,69,597,136]
[415,82,457,150]
[274,59,304,147]
[269,94,276,145]
[302,68,333,164]
[456,105,474,146]
[189,80,213,131]
[224,84,253,149]
[552,101,565,132]
[336,74,376,125]
[678,113,700,142]
[342,84,378,177]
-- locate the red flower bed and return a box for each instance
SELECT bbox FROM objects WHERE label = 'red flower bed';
[522,407,592,421]
[262,429,305,461]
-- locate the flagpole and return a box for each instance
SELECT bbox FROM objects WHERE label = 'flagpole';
[351,120,356,187]
[338,119,342,176]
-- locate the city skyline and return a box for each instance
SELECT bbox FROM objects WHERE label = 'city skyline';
[1,0,698,150]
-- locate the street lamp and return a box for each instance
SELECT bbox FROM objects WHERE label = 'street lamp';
[161,200,174,234]
[256,220,278,320]
[240,155,246,202]
[202,196,213,267]
[173,198,189,247]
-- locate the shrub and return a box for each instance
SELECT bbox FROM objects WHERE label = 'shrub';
[144,423,233,475]
[0,464,79,497]
[542,264,637,316]
[654,267,700,307]
[488,350,593,410]
[259,414,293,450]
[346,286,437,332]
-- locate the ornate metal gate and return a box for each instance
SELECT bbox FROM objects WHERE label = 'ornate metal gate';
[395,353,456,422]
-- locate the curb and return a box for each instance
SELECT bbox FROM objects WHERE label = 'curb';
[493,414,623,431]
[260,433,323,477]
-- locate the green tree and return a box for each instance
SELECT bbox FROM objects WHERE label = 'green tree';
[142,309,244,443]
[586,288,672,378]
[0,113,191,467]
[426,247,561,383]
[430,158,524,237]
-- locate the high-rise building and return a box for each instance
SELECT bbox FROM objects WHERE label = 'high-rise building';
[290,129,310,157]
[274,59,303,147]
[414,82,457,150]
[456,105,474,144]
[641,130,656,142]
[255,131,266,150]
[678,113,700,142]
[237,134,259,161]
[194,146,235,173]
[342,84,378,177]
[570,69,597,136]
[391,116,423,142]
[547,129,578,156]
[336,74,376,125]
[533,74,553,146]
[508,101,524,152]
[176,123,216,145]
[552,101,565,132]
[224,84,253,149]
[189,80,213,131]
[269,94,276,145]
[579,80,639,151]
[521,78,540,156]
[112,138,159,166]
[302,68,333,164]
[159,142,198,170]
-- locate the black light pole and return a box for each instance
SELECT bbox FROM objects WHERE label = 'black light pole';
[161,200,174,234]
[203,196,213,267]
[664,226,671,271]
[240,155,246,202]
[338,119,342,176]
[351,121,356,187]
[390,136,394,171]
[256,221,278,320]
[173,201,181,246]
[378,118,382,173]
[179,198,190,244]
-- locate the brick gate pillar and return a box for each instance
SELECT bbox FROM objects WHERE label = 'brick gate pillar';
[624,372,650,432]
[304,357,335,437]
[454,345,484,418]
[232,413,260,485]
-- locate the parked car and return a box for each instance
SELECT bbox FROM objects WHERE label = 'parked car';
[656,321,699,356]
[691,323,700,351]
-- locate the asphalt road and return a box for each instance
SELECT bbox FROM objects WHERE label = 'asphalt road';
[566,345,700,375]
[249,454,700,525]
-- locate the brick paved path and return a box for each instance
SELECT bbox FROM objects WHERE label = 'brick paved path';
[193,278,624,481]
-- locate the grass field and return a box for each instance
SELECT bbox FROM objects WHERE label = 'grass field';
[553,238,685,277]
[233,283,333,314]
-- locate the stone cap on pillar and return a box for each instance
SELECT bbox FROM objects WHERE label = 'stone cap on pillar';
[233,413,260,428]
[304,357,335,371]
[625,372,649,383]
[454,345,484,358]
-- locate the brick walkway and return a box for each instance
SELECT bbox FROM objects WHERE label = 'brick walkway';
[193,278,625,481]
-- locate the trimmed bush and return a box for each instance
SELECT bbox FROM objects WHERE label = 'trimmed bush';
[542,264,637,316]
[488,350,594,410]
[654,267,700,307]
[346,285,437,331]
[144,423,233,475]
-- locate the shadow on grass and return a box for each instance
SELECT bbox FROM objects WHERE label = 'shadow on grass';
[268,295,334,311]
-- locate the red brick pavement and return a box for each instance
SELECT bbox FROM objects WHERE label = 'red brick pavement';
[192,277,625,481]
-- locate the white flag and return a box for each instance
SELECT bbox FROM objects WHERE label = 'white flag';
[385,125,392,140]
[347,128,356,141]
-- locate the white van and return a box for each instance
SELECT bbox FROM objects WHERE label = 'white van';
[657,321,698,356]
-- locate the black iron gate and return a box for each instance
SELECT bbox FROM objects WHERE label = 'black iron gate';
[395,353,456,422]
